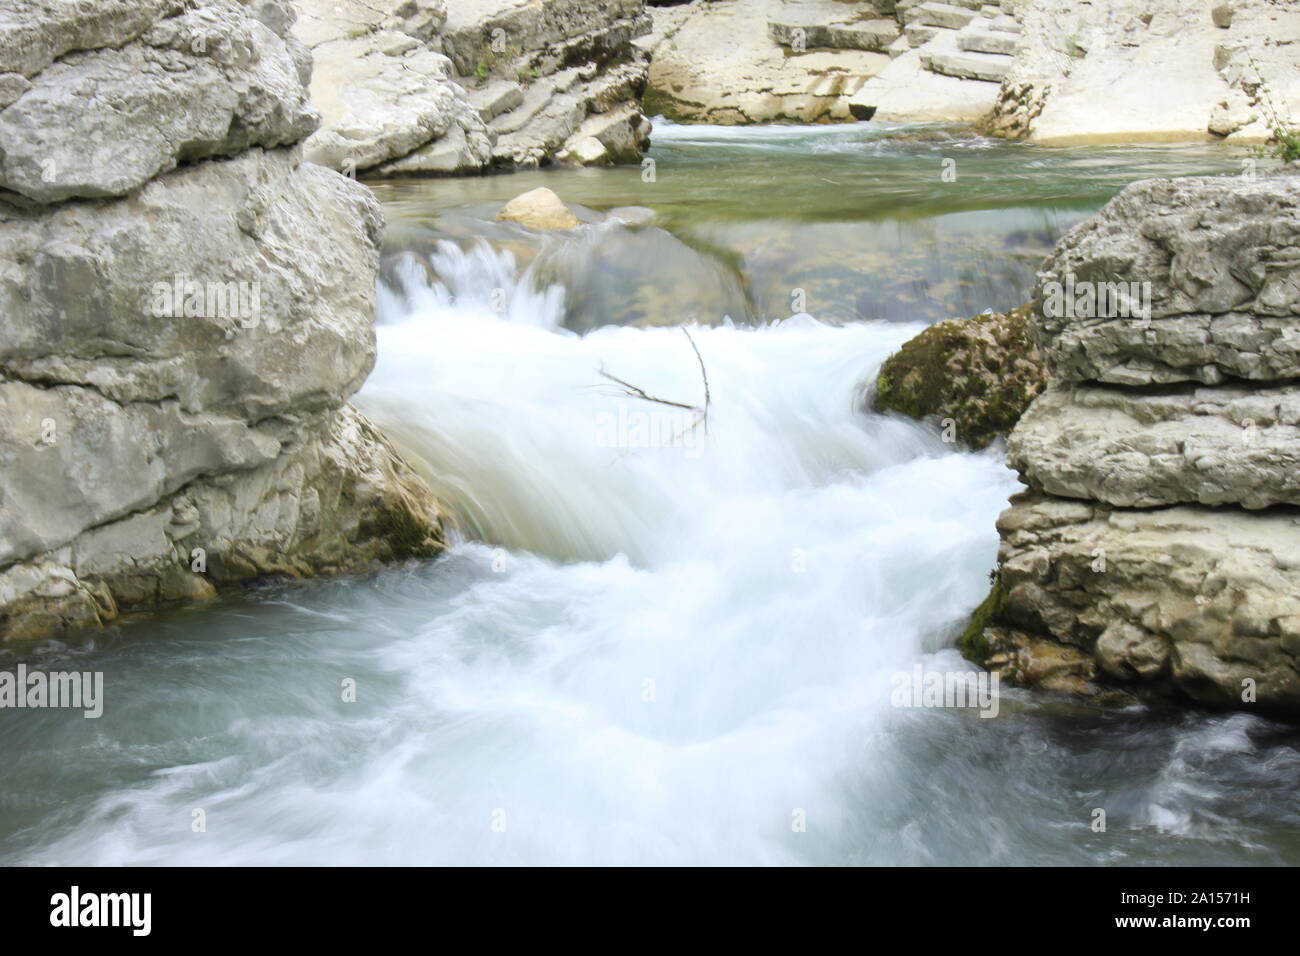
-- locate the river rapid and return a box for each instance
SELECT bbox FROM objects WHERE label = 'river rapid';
[2,122,1297,866]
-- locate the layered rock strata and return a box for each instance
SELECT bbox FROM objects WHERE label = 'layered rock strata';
[294,0,652,174]
[972,168,1300,714]
[641,0,897,123]
[0,0,448,640]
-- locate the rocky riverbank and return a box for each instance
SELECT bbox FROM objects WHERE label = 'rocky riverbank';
[960,167,1300,714]
[642,0,1299,144]
[294,0,652,175]
[0,0,448,640]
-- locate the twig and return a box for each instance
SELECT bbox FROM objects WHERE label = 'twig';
[681,327,711,434]
[597,368,699,411]
[594,328,713,444]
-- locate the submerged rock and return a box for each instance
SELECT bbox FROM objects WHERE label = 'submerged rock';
[870,304,1047,450]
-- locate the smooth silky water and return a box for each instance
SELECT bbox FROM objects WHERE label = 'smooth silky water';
[2,122,1297,865]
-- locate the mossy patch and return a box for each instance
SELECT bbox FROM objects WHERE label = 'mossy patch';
[957,578,1006,668]
[870,303,1046,449]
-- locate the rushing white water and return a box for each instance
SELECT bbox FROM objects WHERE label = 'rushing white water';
[8,240,1026,865]
[8,179,1297,865]
[347,243,1020,863]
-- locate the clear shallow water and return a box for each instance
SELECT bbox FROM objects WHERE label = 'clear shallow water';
[372,120,1257,324]
[2,124,1297,866]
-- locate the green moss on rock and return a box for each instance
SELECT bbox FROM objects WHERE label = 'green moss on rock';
[957,579,1006,668]
[870,304,1047,449]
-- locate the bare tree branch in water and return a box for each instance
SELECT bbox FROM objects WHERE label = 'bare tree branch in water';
[595,327,712,440]
[682,328,710,435]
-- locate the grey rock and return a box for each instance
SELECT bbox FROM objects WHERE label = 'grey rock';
[919,29,1012,82]
[915,2,978,29]
[0,0,183,78]
[1009,384,1300,509]
[988,492,1300,714]
[0,148,380,421]
[956,24,1018,55]
[1032,171,1300,385]
[0,0,318,203]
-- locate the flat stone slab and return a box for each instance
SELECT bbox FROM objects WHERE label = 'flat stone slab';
[905,22,940,46]
[467,81,525,121]
[769,18,901,52]
[915,2,978,29]
[920,30,1012,81]
[957,25,1019,55]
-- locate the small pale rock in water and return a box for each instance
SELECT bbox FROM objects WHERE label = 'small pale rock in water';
[495,187,581,230]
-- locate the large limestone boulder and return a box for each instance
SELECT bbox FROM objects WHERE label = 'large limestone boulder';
[0,0,318,203]
[989,493,1300,714]
[967,167,1300,715]
[1008,384,1300,509]
[1031,170,1300,386]
[0,149,378,419]
[0,0,448,641]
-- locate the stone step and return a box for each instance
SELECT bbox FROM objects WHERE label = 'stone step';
[769,17,901,52]
[957,24,1019,55]
[979,4,1001,17]
[486,69,581,135]
[920,30,1013,81]
[467,80,525,122]
[905,22,941,46]
[886,33,912,58]
[989,14,1022,33]
[914,2,979,30]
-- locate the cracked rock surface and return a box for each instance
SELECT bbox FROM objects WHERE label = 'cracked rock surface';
[972,166,1300,714]
[0,0,448,641]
